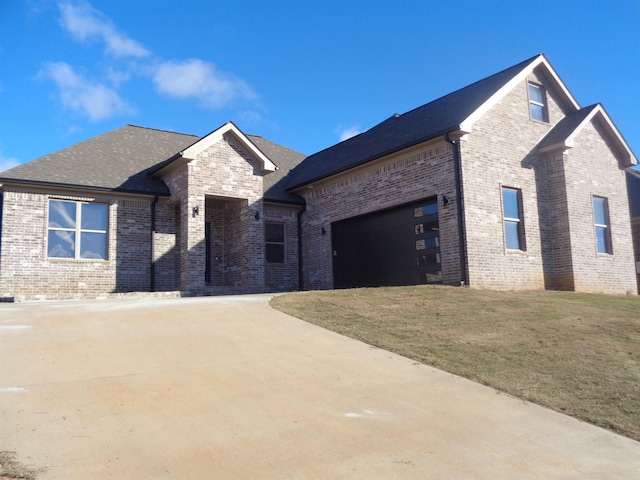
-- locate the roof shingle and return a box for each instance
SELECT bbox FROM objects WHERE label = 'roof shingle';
[0,125,198,195]
[284,55,541,191]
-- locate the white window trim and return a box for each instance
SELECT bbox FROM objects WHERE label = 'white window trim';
[47,199,109,260]
[501,186,526,252]
[592,196,612,255]
[528,82,547,123]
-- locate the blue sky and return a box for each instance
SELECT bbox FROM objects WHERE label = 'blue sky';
[0,0,638,172]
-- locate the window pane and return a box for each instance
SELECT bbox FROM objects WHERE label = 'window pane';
[48,230,75,257]
[502,188,520,219]
[415,220,439,234]
[80,232,107,259]
[504,221,521,249]
[593,197,607,225]
[530,104,545,121]
[414,203,438,217]
[49,200,76,229]
[265,223,284,243]
[528,84,543,103]
[266,244,284,263]
[81,203,108,231]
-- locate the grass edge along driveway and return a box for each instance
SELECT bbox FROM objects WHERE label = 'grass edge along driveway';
[270,286,640,442]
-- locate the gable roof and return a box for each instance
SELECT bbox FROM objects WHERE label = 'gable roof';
[538,104,638,166]
[0,124,306,201]
[248,135,305,204]
[285,54,574,191]
[182,122,278,173]
[0,125,198,195]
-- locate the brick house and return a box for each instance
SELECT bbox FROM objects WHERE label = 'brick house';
[0,54,637,300]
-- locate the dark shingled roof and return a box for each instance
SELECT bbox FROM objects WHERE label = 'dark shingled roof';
[537,105,599,150]
[285,54,541,191]
[247,135,305,204]
[0,125,306,201]
[0,125,198,195]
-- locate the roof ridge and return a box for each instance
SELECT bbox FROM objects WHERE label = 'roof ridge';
[125,124,199,138]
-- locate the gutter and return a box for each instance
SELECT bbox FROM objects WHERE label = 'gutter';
[444,132,469,286]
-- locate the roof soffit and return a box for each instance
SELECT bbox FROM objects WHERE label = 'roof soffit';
[182,122,277,173]
[459,54,581,133]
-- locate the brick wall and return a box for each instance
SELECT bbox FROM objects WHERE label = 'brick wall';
[0,187,155,298]
[460,68,636,294]
[153,201,179,291]
[561,119,636,294]
[298,141,459,290]
[162,133,267,294]
[264,203,300,291]
[459,69,574,290]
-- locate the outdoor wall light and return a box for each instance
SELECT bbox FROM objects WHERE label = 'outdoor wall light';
[255,212,260,220]
[442,195,449,206]
[321,227,327,236]
[192,206,199,217]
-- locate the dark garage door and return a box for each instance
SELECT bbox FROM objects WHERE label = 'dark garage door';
[332,198,442,289]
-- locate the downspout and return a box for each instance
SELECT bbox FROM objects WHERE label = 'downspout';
[444,132,469,286]
[296,203,306,291]
[150,194,159,292]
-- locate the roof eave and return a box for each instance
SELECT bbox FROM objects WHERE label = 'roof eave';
[287,127,464,192]
[0,178,171,197]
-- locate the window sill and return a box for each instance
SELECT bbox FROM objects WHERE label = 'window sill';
[47,257,109,262]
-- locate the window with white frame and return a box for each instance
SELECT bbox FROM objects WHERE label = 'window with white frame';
[528,83,547,122]
[265,222,285,263]
[502,187,525,250]
[593,196,612,254]
[47,200,108,259]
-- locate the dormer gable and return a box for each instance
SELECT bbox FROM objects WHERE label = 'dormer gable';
[538,104,638,167]
[459,54,580,133]
[182,122,277,173]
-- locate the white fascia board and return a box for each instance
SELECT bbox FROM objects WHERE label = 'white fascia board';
[460,55,581,133]
[585,105,638,166]
[182,122,278,172]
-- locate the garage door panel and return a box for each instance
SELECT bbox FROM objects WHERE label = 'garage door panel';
[332,198,441,289]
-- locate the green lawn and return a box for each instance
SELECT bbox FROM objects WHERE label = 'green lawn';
[270,285,640,441]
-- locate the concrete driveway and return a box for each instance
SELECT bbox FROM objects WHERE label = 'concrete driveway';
[1,294,638,479]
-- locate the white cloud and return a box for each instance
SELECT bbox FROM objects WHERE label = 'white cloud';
[338,125,362,141]
[58,1,150,58]
[43,61,134,121]
[152,59,257,109]
[0,151,21,173]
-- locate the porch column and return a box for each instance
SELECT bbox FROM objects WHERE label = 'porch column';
[181,194,206,295]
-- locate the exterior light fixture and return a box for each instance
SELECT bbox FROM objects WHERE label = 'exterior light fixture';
[192,206,199,217]
[255,212,260,220]
[442,195,449,206]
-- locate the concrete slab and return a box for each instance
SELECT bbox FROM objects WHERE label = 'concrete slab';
[1,295,638,479]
